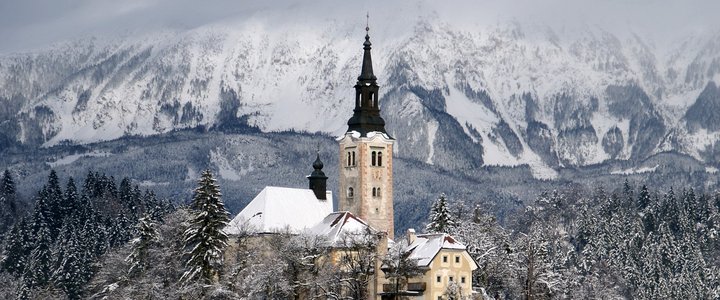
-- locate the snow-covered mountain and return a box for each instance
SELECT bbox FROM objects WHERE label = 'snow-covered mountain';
[1,14,719,178]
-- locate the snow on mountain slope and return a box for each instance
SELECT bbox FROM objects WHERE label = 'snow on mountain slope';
[1,11,720,177]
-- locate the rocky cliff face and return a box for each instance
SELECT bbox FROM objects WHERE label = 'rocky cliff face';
[1,18,720,178]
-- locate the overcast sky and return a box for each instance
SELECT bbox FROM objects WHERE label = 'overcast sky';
[0,0,718,53]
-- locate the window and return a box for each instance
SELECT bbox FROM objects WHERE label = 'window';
[442,256,448,263]
[347,152,351,166]
[378,152,383,166]
[372,187,376,197]
[449,276,454,282]
[369,93,374,107]
[437,297,442,300]
[455,256,460,263]
[352,151,356,166]
[347,187,354,198]
[436,276,441,283]
[461,277,466,284]
[376,187,381,197]
[371,151,376,166]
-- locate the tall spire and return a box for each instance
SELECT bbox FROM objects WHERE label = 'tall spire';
[346,16,387,136]
[359,13,376,82]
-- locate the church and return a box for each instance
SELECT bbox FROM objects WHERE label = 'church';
[225,26,477,300]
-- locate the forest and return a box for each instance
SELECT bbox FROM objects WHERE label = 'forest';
[0,169,718,299]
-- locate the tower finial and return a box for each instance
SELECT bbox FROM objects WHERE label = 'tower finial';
[366,12,370,33]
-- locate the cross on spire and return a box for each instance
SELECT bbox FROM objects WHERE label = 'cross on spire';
[366,12,370,33]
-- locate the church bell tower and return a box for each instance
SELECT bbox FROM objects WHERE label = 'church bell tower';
[338,26,395,239]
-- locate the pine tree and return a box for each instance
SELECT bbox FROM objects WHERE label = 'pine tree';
[425,193,457,234]
[62,178,80,225]
[1,170,18,233]
[53,224,87,299]
[1,218,31,275]
[180,169,229,284]
[26,220,53,287]
[126,215,158,277]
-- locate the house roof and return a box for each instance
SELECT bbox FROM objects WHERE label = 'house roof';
[406,233,477,269]
[224,186,333,234]
[307,211,376,247]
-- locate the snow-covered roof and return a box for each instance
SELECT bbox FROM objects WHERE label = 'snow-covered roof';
[224,186,333,234]
[307,211,376,247]
[406,233,473,267]
[336,130,393,141]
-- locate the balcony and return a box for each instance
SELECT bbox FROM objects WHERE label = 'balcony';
[382,282,426,293]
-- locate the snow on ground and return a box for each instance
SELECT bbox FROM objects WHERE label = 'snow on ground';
[610,164,659,175]
[46,151,113,167]
[425,120,438,165]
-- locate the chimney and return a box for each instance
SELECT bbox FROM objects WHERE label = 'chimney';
[407,228,416,244]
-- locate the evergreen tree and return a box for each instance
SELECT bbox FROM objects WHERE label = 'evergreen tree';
[180,170,229,284]
[62,178,80,225]
[0,170,18,233]
[26,220,53,287]
[53,224,88,299]
[425,193,457,234]
[44,170,64,238]
[1,218,31,275]
[126,215,158,277]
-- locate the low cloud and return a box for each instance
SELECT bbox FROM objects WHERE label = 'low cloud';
[0,0,717,53]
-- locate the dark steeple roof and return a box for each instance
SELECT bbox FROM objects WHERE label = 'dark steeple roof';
[308,152,328,200]
[346,24,387,137]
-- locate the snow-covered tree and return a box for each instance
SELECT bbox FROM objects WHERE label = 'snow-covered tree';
[426,193,457,234]
[180,170,229,284]
[381,238,423,297]
[0,170,18,234]
[126,215,158,276]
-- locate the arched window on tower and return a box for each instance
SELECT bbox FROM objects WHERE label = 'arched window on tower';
[373,93,378,108]
[378,152,383,166]
[369,93,374,107]
[348,187,354,198]
[347,152,351,167]
[371,151,376,166]
[352,151,356,166]
[372,187,376,197]
[377,187,381,197]
[356,92,361,107]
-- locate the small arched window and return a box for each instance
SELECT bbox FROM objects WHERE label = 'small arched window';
[348,187,354,198]
[376,187,381,197]
[372,187,376,197]
[352,151,356,166]
[347,152,351,167]
[371,151,377,166]
[369,93,374,107]
[378,152,383,166]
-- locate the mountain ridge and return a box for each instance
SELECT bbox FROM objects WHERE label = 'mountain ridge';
[1,18,720,178]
